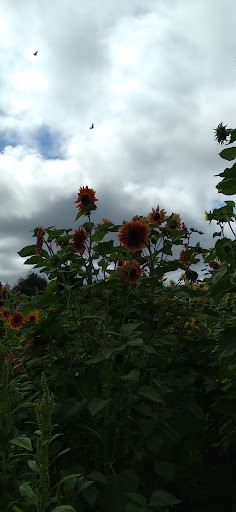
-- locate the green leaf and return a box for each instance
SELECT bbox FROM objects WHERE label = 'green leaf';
[19,483,36,504]
[82,485,98,505]
[154,461,176,481]
[10,435,33,451]
[102,347,116,359]
[28,460,39,472]
[126,493,147,506]
[121,323,142,335]
[137,386,163,403]
[52,473,81,490]
[88,471,107,485]
[139,345,157,354]
[127,339,144,346]
[92,230,107,242]
[50,448,71,465]
[159,335,177,346]
[18,245,38,257]
[52,507,77,512]
[12,507,25,512]
[88,397,112,416]
[219,147,236,160]
[149,490,182,507]
[121,369,140,382]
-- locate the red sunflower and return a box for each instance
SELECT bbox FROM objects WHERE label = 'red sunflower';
[120,260,143,283]
[118,218,150,251]
[25,311,39,322]
[146,206,167,226]
[0,306,11,320]
[72,227,87,253]
[9,311,25,329]
[75,186,98,211]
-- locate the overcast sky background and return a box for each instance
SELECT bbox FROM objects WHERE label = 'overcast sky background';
[0,0,236,287]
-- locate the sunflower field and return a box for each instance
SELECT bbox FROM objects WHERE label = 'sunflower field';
[0,124,235,512]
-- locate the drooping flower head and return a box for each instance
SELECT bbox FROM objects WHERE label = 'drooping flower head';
[120,260,143,283]
[214,122,232,145]
[118,218,150,251]
[9,311,25,329]
[26,311,39,322]
[164,213,181,236]
[35,226,44,255]
[146,206,167,226]
[72,227,87,253]
[75,186,98,211]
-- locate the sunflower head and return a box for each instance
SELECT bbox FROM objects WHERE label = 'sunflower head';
[72,227,87,253]
[118,218,150,251]
[9,311,25,329]
[214,122,232,145]
[26,311,39,322]
[120,260,143,283]
[75,186,98,212]
[146,206,167,226]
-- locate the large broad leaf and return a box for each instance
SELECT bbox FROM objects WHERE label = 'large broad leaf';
[137,386,163,403]
[19,483,36,505]
[121,323,142,335]
[18,245,39,257]
[149,490,182,507]
[52,474,81,490]
[52,507,77,512]
[88,471,107,485]
[154,461,176,481]
[92,230,107,242]
[10,435,33,451]
[159,335,177,346]
[88,397,112,416]
[126,493,147,506]
[121,369,140,382]
[216,177,236,195]
[219,147,236,160]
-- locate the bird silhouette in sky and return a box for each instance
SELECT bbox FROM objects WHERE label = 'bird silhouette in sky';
[33,51,38,56]
[90,123,94,129]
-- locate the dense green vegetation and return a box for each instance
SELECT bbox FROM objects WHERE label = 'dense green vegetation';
[0,123,235,512]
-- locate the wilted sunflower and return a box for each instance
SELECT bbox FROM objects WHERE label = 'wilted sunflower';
[75,186,98,211]
[26,311,39,322]
[146,206,167,225]
[35,226,44,255]
[120,260,143,283]
[214,122,232,145]
[9,311,25,329]
[0,306,11,320]
[72,227,87,253]
[118,218,150,251]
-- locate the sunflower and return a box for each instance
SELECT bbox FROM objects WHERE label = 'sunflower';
[9,311,25,329]
[146,206,167,225]
[72,227,87,253]
[118,218,150,251]
[35,226,44,255]
[0,306,11,320]
[75,186,98,211]
[25,311,39,322]
[214,122,232,145]
[120,260,143,283]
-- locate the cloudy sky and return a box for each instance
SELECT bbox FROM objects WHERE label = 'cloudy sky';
[0,0,236,287]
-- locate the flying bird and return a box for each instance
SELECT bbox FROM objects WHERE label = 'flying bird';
[90,123,94,129]
[33,51,38,56]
